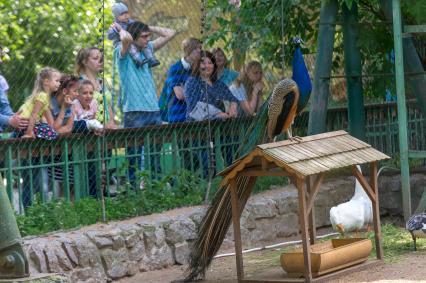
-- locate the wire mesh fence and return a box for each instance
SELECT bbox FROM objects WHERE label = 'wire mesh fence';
[0,0,425,224]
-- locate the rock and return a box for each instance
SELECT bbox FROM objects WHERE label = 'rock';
[275,190,298,215]
[128,241,145,262]
[247,198,278,219]
[141,244,174,270]
[276,213,299,238]
[85,231,113,249]
[240,208,256,230]
[101,248,129,279]
[164,218,197,244]
[173,241,190,265]
[188,207,207,226]
[27,240,49,273]
[142,225,166,250]
[69,267,107,283]
[44,240,73,273]
[111,235,125,251]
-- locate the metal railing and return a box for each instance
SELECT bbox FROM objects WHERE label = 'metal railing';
[1,101,424,211]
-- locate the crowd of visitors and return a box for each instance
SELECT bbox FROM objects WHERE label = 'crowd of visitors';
[0,2,267,198]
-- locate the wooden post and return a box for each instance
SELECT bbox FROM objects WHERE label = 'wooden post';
[230,178,244,281]
[297,177,312,282]
[370,162,383,260]
[307,176,316,245]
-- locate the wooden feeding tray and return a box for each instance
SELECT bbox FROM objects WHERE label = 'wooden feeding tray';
[281,238,373,278]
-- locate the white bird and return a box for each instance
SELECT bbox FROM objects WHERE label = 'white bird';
[330,165,373,236]
[406,212,426,251]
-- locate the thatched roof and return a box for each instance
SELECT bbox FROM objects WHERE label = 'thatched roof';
[218,130,390,184]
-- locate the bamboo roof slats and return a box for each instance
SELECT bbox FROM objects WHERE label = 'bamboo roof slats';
[220,131,390,182]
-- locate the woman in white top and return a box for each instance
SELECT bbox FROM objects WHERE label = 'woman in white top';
[229,61,264,116]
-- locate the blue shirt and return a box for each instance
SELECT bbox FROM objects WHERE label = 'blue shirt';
[115,42,159,113]
[219,68,239,86]
[184,76,238,120]
[50,96,72,126]
[0,89,13,132]
[159,59,191,123]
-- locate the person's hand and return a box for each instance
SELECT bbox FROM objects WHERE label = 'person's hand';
[253,81,264,94]
[113,22,122,31]
[105,120,118,130]
[93,128,104,136]
[217,112,230,119]
[64,95,73,105]
[9,111,29,130]
[227,108,238,118]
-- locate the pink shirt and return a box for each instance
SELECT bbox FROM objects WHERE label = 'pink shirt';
[73,99,98,120]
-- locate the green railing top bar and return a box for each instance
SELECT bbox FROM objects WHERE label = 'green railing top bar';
[0,101,424,212]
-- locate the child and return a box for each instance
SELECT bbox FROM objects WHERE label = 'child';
[17,67,60,140]
[73,80,103,131]
[51,74,82,134]
[107,2,160,68]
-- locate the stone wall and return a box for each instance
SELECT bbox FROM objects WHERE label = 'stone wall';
[22,173,426,282]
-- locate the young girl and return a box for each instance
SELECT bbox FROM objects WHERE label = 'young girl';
[73,80,103,131]
[51,74,80,134]
[18,67,60,139]
[229,61,265,117]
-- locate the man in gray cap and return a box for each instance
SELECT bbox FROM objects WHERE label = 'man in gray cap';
[108,2,160,68]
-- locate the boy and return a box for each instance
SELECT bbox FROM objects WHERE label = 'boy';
[107,2,160,68]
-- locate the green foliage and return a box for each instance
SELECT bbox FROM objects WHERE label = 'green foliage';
[205,0,319,68]
[0,0,113,108]
[16,170,206,236]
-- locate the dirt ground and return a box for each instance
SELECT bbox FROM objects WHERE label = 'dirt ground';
[118,231,426,283]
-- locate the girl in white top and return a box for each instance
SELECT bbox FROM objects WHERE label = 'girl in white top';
[229,61,264,116]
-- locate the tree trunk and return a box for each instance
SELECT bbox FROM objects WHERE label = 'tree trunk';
[380,0,426,117]
[342,3,366,141]
[308,0,339,135]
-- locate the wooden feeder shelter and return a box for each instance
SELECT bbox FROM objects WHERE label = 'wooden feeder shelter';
[218,130,390,283]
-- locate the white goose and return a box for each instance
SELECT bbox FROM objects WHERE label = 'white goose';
[330,165,373,236]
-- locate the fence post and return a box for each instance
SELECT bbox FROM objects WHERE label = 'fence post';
[392,0,412,220]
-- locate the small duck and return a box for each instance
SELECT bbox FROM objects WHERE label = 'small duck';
[406,212,426,251]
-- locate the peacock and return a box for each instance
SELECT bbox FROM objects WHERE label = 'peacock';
[179,39,312,282]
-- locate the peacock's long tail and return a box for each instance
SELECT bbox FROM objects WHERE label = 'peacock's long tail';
[182,100,269,282]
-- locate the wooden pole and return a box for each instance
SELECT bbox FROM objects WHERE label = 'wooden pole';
[307,176,316,245]
[230,178,244,281]
[370,162,383,260]
[297,177,312,282]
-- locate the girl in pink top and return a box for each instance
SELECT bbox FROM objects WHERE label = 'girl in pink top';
[74,80,98,120]
[73,80,103,130]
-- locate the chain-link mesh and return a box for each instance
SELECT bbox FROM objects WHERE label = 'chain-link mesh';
[0,0,424,226]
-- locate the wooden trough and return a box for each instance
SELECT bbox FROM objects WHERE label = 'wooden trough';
[281,238,373,278]
[217,130,390,283]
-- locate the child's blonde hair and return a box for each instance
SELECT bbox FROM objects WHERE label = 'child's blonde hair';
[235,61,263,99]
[31,66,60,97]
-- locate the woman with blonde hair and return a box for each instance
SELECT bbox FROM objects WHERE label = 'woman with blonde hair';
[75,47,117,129]
[229,60,264,116]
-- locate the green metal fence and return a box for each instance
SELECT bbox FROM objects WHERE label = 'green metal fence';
[1,100,424,212]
